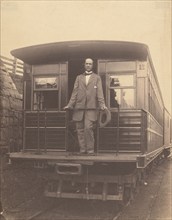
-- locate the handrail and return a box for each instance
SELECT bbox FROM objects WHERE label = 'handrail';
[64,108,104,110]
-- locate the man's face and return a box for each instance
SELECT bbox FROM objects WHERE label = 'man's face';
[85,59,93,72]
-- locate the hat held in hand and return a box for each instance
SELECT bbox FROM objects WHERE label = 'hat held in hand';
[99,108,111,128]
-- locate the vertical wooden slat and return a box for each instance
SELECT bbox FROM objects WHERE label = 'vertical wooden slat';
[13,58,17,74]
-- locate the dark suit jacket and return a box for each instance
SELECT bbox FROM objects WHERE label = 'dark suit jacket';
[68,73,105,121]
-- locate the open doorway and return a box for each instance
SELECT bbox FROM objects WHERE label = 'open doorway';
[68,59,84,99]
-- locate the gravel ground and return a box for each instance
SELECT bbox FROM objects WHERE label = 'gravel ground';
[117,157,172,220]
[0,155,46,214]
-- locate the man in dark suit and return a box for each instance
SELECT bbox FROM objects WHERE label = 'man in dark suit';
[64,58,107,155]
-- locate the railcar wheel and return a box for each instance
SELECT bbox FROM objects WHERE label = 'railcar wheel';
[164,149,171,158]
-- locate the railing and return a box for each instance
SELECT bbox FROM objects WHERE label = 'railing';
[23,108,121,154]
[98,109,145,153]
[22,108,148,154]
[0,55,24,75]
[24,110,66,152]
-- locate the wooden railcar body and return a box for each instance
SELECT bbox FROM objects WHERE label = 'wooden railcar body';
[9,41,171,201]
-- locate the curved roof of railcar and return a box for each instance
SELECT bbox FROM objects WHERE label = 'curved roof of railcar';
[11,40,149,65]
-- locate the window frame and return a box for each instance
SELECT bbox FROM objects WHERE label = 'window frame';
[98,59,137,110]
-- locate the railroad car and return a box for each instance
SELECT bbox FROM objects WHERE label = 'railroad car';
[9,41,171,202]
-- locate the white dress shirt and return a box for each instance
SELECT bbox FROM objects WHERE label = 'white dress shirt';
[85,71,92,85]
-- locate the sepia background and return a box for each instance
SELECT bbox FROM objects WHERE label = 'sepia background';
[1,0,171,113]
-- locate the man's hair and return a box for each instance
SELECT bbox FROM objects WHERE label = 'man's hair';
[85,58,93,63]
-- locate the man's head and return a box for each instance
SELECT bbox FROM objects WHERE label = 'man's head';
[84,58,93,72]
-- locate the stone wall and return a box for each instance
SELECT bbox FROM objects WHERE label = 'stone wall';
[0,61,23,153]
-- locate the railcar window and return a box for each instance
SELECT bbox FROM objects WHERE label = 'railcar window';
[109,74,135,109]
[33,76,59,110]
[31,63,68,111]
[98,60,136,109]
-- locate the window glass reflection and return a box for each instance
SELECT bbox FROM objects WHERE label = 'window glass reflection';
[110,89,134,109]
[121,89,134,108]
[33,91,59,110]
[34,77,58,90]
[110,75,134,87]
[110,89,120,108]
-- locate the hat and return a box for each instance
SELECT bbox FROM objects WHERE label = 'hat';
[99,108,111,128]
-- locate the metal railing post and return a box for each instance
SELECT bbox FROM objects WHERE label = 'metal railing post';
[23,110,26,152]
[116,106,120,155]
[37,109,40,154]
[44,109,47,153]
[65,109,69,151]
[96,109,100,153]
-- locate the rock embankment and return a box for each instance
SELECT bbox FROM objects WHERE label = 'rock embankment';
[0,61,23,152]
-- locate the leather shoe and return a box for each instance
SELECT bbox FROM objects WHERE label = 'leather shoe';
[87,152,95,156]
[75,151,86,155]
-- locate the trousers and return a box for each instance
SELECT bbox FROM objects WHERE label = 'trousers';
[76,112,95,153]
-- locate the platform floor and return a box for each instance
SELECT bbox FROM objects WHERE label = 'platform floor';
[9,151,140,163]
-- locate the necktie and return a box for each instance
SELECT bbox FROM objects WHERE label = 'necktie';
[85,71,92,75]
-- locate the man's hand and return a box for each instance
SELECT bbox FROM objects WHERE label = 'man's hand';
[101,106,108,111]
[64,105,70,110]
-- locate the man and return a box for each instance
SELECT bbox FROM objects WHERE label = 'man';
[64,58,107,155]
